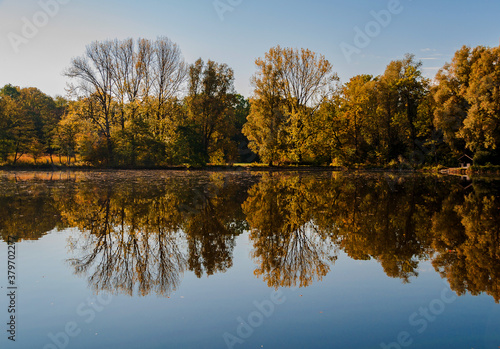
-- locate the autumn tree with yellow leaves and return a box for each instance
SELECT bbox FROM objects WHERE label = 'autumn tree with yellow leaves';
[243,46,338,165]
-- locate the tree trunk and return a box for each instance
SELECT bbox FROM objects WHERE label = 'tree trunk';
[13,144,20,164]
[106,135,114,165]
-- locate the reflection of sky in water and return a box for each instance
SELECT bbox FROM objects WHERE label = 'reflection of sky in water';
[2,231,500,349]
[0,172,499,349]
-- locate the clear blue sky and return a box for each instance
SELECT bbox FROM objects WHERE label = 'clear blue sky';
[1,0,499,98]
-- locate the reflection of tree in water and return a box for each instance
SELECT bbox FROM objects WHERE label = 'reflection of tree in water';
[0,174,67,242]
[1,171,500,302]
[431,181,500,302]
[244,174,449,287]
[63,173,253,296]
[184,176,237,278]
[63,182,186,297]
[244,174,337,288]
[55,174,500,301]
[319,175,443,283]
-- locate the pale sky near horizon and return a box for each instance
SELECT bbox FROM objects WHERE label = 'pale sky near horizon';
[0,0,499,98]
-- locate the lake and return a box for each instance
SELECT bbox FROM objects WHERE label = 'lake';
[0,170,499,349]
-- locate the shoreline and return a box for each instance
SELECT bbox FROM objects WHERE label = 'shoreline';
[0,164,412,173]
[1,164,499,175]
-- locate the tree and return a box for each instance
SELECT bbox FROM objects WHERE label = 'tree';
[0,94,18,162]
[1,85,31,163]
[460,46,500,159]
[243,75,285,165]
[65,96,111,165]
[65,37,187,166]
[377,54,429,164]
[243,46,337,165]
[65,41,116,163]
[375,65,401,161]
[151,37,187,122]
[231,95,254,163]
[311,95,344,164]
[0,85,60,164]
[18,88,61,164]
[433,45,500,164]
[53,111,79,165]
[184,58,237,164]
[434,46,485,154]
[336,74,378,164]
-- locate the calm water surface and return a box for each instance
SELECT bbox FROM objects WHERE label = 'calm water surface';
[0,171,499,349]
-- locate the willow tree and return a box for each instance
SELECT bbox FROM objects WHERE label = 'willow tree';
[243,46,337,165]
